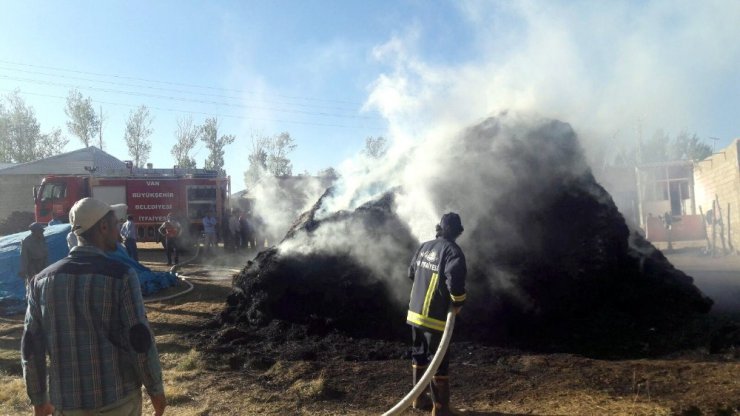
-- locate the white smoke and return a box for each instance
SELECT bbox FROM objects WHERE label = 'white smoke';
[279,219,414,302]
[251,173,328,244]
[323,1,740,239]
[270,1,739,293]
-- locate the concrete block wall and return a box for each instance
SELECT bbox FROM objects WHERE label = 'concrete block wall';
[0,174,42,220]
[693,139,740,253]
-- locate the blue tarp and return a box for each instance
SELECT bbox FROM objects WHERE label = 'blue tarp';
[0,224,178,315]
[106,245,179,295]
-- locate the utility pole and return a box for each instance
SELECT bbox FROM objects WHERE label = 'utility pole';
[709,136,720,153]
[99,105,104,150]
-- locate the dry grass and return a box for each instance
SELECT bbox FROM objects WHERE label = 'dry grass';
[290,371,333,401]
[1,249,738,415]
[175,348,204,372]
[0,372,29,413]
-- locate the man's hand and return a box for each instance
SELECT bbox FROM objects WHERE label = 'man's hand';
[149,393,167,416]
[33,403,54,416]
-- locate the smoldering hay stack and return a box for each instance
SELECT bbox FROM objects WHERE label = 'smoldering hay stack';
[214,115,713,357]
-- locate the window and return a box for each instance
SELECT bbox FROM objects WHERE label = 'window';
[645,182,669,201]
[40,183,66,201]
[186,185,217,220]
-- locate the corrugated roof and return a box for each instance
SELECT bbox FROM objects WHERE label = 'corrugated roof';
[0,146,127,175]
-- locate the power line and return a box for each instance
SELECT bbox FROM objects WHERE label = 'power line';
[0,74,380,121]
[0,59,362,106]
[0,64,364,114]
[0,88,386,130]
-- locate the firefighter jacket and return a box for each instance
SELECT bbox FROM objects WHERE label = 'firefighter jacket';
[158,220,181,238]
[407,237,467,332]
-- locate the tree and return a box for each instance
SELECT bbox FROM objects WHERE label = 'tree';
[673,131,712,161]
[317,167,339,180]
[0,91,68,163]
[36,128,68,159]
[124,105,153,168]
[199,117,235,177]
[244,134,269,186]
[243,132,298,185]
[171,115,198,169]
[362,136,388,159]
[613,129,713,167]
[65,89,100,148]
[266,132,296,176]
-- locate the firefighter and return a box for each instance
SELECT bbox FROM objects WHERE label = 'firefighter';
[407,212,466,415]
[158,213,182,266]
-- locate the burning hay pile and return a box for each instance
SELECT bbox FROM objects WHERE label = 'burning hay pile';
[208,114,713,359]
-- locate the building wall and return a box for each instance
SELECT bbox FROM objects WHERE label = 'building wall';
[0,174,43,219]
[693,139,740,253]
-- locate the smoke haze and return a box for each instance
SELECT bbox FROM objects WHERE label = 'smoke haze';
[364,1,740,170]
[222,3,727,354]
[253,1,739,302]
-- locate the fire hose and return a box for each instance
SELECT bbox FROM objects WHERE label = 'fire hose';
[382,308,456,416]
[169,235,204,275]
[143,238,203,304]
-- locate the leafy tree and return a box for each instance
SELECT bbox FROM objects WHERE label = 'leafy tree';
[65,89,100,148]
[199,117,235,177]
[613,129,713,167]
[171,115,198,169]
[124,105,153,168]
[362,136,388,159]
[0,91,68,163]
[36,128,68,159]
[243,132,297,185]
[244,134,269,186]
[317,167,339,179]
[672,131,712,161]
[0,101,11,162]
[266,132,296,176]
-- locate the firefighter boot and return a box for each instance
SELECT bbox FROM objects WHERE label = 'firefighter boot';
[430,375,458,416]
[411,364,432,411]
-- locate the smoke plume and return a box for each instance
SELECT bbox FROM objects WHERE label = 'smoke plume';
[225,113,712,356]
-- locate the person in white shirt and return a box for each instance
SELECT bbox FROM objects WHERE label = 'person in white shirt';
[120,215,138,261]
[202,210,218,256]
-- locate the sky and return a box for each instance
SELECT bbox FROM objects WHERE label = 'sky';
[1,1,738,191]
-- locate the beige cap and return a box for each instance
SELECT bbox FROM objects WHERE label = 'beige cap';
[69,198,128,235]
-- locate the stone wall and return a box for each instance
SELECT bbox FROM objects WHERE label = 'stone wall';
[693,139,740,253]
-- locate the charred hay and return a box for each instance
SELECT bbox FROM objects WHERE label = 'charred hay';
[208,115,716,359]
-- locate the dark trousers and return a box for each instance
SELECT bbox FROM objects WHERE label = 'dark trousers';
[239,230,250,249]
[165,237,179,264]
[411,326,449,376]
[223,230,236,252]
[124,238,138,262]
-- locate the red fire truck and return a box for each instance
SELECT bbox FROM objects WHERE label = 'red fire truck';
[34,170,230,245]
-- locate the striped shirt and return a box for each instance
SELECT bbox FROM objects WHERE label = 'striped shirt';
[21,245,163,410]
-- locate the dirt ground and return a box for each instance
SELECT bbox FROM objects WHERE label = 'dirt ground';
[1,244,739,415]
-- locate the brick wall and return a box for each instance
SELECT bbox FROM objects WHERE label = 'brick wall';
[0,174,43,220]
[693,139,740,253]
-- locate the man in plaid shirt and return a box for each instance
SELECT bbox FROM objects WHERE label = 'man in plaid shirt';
[22,198,166,416]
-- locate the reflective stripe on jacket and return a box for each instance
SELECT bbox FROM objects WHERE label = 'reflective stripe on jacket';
[407,237,467,332]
